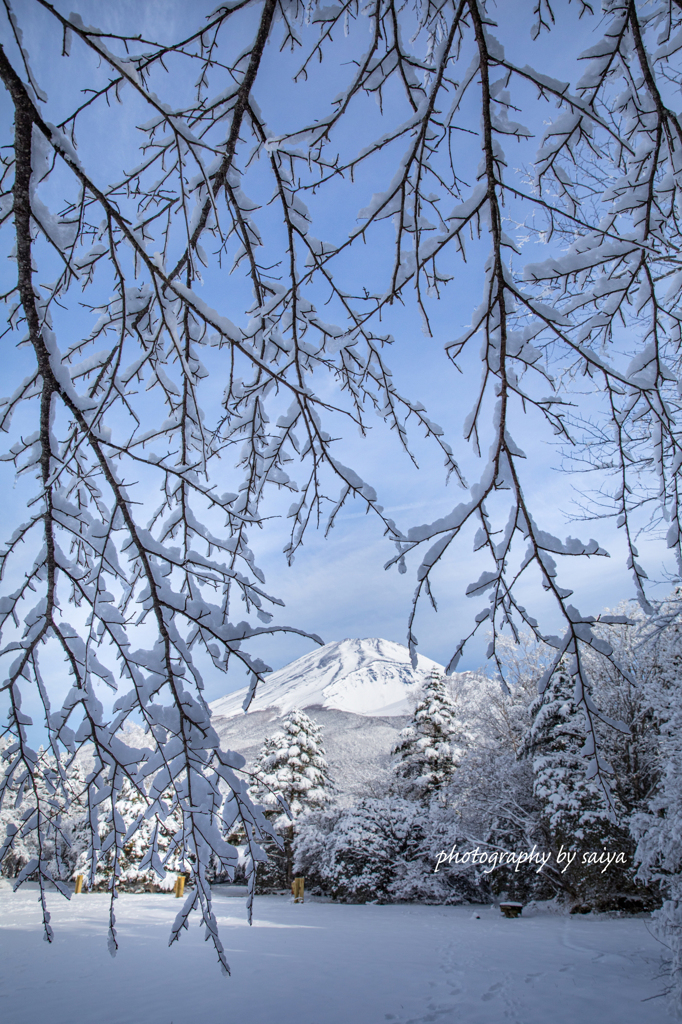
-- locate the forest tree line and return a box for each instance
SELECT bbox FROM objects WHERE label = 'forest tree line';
[5,597,681,922]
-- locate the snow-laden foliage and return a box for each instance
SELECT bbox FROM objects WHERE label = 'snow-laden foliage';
[522,668,614,840]
[0,745,188,892]
[392,669,472,801]
[0,743,89,886]
[2,0,682,965]
[520,666,635,906]
[584,606,671,821]
[634,699,682,1012]
[625,608,682,1010]
[72,776,185,893]
[391,634,660,910]
[294,796,486,904]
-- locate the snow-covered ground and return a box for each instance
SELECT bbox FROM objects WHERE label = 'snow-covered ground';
[0,885,668,1023]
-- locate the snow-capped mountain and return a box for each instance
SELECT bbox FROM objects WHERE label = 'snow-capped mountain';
[209,638,445,800]
[209,637,443,719]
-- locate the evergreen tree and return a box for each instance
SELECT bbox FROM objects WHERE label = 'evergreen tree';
[393,670,471,803]
[521,668,633,908]
[74,777,185,892]
[631,617,682,1009]
[250,710,333,885]
[633,679,682,1007]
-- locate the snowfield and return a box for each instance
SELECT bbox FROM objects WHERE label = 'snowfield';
[0,884,668,1024]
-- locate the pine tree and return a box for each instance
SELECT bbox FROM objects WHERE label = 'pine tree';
[250,709,333,885]
[521,668,632,908]
[630,617,682,1008]
[633,681,682,1006]
[392,670,471,803]
[74,777,185,892]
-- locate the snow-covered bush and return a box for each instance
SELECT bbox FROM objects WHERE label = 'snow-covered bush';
[294,797,486,904]
[446,747,550,905]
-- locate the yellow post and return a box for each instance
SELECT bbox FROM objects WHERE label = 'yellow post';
[175,874,185,898]
[74,874,84,894]
[292,877,304,903]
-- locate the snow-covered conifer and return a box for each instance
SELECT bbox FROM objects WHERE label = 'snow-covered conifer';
[393,671,471,802]
[74,777,184,892]
[250,710,332,884]
[630,615,682,1009]
[522,669,610,839]
[521,668,633,907]
[252,709,332,821]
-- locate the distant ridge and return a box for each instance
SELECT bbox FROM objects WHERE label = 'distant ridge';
[209,637,444,719]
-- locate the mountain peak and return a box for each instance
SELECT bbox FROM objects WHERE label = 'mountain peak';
[209,637,444,719]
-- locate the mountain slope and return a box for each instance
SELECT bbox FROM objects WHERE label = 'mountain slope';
[209,637,443,719]
[212,706,408,800]
[209,638,445,801]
